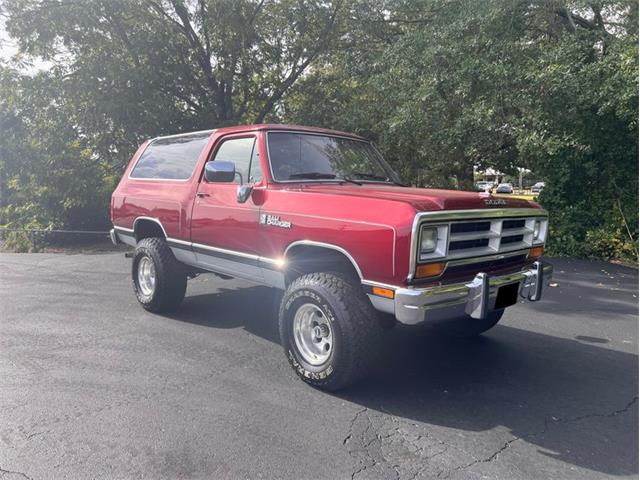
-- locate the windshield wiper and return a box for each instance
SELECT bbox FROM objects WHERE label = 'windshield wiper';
[288,172,338,180]
[288,172,363,185]
[340,176,363,185]
[351,172,408,187]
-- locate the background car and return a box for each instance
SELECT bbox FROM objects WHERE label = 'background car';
[531,182,545,193]
[476,181,494,193]
[496,183,513,193]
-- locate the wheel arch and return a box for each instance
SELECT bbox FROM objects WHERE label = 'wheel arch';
[283,241,363,286]
[133,216,168,242]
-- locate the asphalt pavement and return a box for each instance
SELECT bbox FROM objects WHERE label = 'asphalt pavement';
[0,252,638,479]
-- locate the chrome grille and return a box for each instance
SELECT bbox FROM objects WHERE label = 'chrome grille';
[444,216,543,260]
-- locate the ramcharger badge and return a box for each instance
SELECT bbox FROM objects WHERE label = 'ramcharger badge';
[260,214,292,229]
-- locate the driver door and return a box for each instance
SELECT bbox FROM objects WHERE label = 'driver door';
[190,134,264,280]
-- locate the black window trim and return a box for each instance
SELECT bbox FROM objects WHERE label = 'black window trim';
[128,129,215,182]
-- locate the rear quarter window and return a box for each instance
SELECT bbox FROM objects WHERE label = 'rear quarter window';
[130,132,211,180]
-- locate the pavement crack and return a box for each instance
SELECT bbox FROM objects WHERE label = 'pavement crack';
[0,466,33,480]
[445,396,639,477]
[542,396,638,428]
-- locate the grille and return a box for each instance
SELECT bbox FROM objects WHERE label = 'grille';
[449,238,490,251]
[433,216,545,260]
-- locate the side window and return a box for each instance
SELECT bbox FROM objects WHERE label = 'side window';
[213,136,262,184]
[130,133,210,180]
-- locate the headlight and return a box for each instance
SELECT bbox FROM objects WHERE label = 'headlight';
[420,227,438,253]
[531,219,547,244]
[418,224,447,260]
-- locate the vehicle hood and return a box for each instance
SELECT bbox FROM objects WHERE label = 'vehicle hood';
[293,183,538,211]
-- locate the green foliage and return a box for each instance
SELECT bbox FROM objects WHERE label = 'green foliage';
[283,0,639,262]
[0,0,638,262]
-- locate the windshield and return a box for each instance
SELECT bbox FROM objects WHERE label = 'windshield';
[267,132,401,184]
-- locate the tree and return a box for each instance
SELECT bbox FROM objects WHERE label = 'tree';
[3,0,346,169]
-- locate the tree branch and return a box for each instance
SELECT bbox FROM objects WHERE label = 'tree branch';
[254,0,343,123]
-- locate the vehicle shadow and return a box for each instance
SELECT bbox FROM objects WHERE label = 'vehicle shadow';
[164,285,281,344]
[163,280,638,476]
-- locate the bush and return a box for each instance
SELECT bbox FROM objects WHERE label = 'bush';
[584,227,638,262]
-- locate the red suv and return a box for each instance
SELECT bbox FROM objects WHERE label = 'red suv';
[111,124,552,390]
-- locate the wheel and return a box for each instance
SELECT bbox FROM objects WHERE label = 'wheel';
[132,237,187,313]
[279,272,383,391]
[435,309,505,337]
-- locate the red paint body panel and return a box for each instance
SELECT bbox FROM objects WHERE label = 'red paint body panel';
[111,124,542,287]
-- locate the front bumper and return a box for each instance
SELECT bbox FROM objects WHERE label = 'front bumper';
[394,261,553,325]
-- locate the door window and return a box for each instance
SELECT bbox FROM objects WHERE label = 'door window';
[213,137,263,184]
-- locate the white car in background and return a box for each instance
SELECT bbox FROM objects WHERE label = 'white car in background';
[531,182,545,193]
[496,183,513,194]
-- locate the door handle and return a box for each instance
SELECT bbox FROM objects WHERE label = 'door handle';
[196,192,210,198]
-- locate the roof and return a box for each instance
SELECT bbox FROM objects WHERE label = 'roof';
[152,124,367,142]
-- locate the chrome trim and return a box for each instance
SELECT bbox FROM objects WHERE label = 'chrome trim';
[167,237,191,247]
[170,237,284,269]
[395,261,553,325]
[284,240,363,279]
[361,279,400,290]
[446,249,529,267]
[408,208,548,282]
[192,241,259,261]
[153,129,216,141]
[113,225,134,234]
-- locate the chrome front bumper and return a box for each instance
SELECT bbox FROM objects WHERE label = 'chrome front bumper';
[394,261,553,325]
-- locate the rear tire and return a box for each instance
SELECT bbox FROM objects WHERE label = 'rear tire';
[279,272,383,391]
[435,310,505,337]
[132,237,187,313]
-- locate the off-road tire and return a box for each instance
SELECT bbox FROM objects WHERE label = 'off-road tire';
[435,309,505,337]
[279,272,383,391]
[132,237,187,313]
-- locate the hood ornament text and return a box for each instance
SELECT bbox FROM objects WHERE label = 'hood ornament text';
[483,198,507,207]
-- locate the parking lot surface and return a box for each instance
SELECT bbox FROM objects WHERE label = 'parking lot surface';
[1,252,637,479]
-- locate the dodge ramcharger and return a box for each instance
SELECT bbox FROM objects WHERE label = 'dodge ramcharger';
[110,124,552,390]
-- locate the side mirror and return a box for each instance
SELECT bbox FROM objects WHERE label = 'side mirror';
[204,161,235,182]
[237,184,253,204]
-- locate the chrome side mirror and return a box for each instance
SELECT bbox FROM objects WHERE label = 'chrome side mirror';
[204,161,235,182]
[237,184,253,203]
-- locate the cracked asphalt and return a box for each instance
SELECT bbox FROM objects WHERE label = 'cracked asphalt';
[0,253,638,479]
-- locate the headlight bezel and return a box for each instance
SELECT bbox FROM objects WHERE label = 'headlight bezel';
[417,224,448,262]
[531,218,548,245]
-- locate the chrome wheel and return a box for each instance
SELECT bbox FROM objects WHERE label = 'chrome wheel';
[293,303,333,366]
[137,256,156,296]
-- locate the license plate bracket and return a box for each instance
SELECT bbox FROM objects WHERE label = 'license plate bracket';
[495,282,519,309]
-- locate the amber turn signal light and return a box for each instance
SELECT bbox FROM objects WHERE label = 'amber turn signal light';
[529,246,544,259]
[372,287,395,299]
[415,262,446,279]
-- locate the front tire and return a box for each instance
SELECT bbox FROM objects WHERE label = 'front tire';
[132,237,187,313]
[279,273,382,391]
